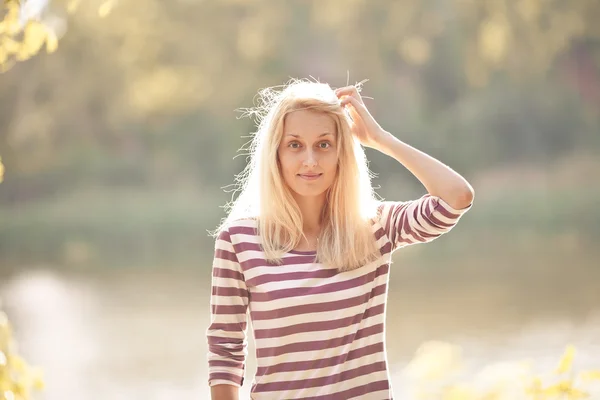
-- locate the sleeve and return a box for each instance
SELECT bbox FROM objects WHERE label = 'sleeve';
[206,228,249,388]
[377,194,472,252]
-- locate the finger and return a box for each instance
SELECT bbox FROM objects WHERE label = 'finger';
[335,86,360,99]
[340,95,369,120]
[340,94,363,108]
[335,86,363,103]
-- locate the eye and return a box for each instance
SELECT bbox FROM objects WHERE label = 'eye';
[318,141,332,149]
[288,141,301,149]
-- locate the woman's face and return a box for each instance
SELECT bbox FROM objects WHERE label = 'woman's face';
[277,109,339,199]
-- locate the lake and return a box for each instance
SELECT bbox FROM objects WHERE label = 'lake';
[1,262,599,399]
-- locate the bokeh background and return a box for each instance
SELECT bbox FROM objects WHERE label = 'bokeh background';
[1,0,599,399]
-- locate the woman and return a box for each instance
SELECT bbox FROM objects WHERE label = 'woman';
[206,79,474,400]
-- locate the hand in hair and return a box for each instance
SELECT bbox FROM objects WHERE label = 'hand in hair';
[335,85,389,150]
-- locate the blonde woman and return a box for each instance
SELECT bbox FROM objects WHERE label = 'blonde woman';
[207,79,474,400]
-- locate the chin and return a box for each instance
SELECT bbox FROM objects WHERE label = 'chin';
[291,187,329,198]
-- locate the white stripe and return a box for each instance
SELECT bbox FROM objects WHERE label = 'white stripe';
[255,327,385,367]
[253,368,389,398]
[249,280,387,325]
[255,334,383,384]
[207,313,247,324]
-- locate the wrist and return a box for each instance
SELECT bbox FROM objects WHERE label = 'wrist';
[370,130,398,153]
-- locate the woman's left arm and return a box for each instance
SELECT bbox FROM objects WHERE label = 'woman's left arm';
[370,134,474,210]
[336,85,474,210]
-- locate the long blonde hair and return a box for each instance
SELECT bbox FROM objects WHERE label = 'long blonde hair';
[213,78,382,271]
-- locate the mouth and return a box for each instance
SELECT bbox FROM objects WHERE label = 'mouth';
[297,173,323,181]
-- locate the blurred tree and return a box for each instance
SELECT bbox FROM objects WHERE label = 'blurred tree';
[0,0,598,201]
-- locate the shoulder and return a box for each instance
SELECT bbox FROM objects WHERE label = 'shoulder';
[215,217,259,244]
[213,218,261,262]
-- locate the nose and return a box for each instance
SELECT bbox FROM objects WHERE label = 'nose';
[303,149,317,167]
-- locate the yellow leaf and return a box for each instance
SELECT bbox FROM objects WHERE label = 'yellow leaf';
[403,341,463,381]
[3,37,21,54]
[21,21,47,57]
[98,0,117,18]
[0,157,4,183]
[2,1,23,35]
[31,368,45,390]
[45,31,58,54]
[66,0,80,14]
[580,370,600,382]
[543,380,589,399]
[15,45,32,61]
[556,345,577,374]
[443,383,479,400]
[9,355,28,373]
[525,377,544,397]
[0,59,15,73]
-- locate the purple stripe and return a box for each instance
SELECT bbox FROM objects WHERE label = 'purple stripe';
[420,201,442,230]
[240,254,317,271]
[434,199,462,219]
[208,359,244,369]
[256,342,384,376]
[212,267,244,281]
[251,282,387,321]
[402,207,426,243]
[211,304,247,314]
[214,248,238,263]
[234,241,262,253]
[228,225,258,236]
[247,268,338,287]
[411,204,429,241]
[253,361,387,392]
[298,379,391,400]
[254,303,385,339]
[413,203,446,239]
[208,343,245,358]
[207,335,244,348]
[412,226,442,239]
[212,286,248,298]
[428,214,454,228]
[421,201,450,230]
[250,263,388,302]
[374,226,386,241]
[380,242,392,254]
[217,229,233,242]
[208,322,248,332]
[256,323,384,358]
[209,372,243,386]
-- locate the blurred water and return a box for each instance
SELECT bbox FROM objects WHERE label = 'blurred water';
[1,266,599,400]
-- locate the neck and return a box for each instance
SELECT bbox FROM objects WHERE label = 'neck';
[293,192,327,235]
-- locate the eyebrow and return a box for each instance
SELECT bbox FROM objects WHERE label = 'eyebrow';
[285,133,335,138]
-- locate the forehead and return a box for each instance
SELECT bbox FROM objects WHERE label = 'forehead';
[283,109,336,136]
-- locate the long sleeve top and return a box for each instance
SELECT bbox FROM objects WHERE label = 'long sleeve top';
[206,195,471,399]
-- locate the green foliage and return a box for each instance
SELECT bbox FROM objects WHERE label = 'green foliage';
[0,312,44,400]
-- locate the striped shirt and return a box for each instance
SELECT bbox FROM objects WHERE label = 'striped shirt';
[207,194,471,399]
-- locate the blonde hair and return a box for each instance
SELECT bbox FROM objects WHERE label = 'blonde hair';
[213,78,382,272]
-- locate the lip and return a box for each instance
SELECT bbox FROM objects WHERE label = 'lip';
[298,173,322,180]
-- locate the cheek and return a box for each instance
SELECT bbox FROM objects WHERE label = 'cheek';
[277,151,296,177]
[323,152,339,172]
